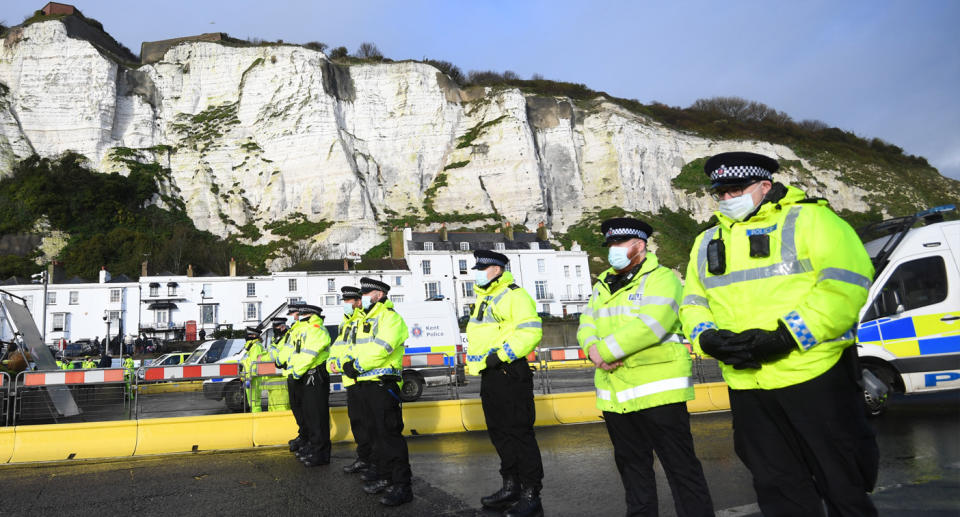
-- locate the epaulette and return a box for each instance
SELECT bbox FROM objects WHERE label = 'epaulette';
[797,197,828,204]
[508,283,520,290]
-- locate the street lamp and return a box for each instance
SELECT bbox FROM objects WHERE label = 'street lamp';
[102,312,111,359]
[31,270,48,344]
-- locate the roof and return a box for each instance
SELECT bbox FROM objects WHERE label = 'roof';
[107,274,133,283]
[61,276,91,284]
[0,276,31,286]
[409,232,553,251]
[284,258,409,272]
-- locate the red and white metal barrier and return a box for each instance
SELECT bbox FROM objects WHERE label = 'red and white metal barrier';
[545,347,587,362]
[22,368,126,386]
[402,353,449,368]
[142,363,240,381]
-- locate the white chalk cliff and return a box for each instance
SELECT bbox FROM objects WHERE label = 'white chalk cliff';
[0,20,884,264]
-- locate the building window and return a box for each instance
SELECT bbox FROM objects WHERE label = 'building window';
[578,284,584,296]
[495,242,506,251]
[69,291,79,305]
[52,313,66,332]
[458,259,468,274]
[201,305,216,325]
[566,285,572,298]
[325,295,337,306]
[463,305,471,317]
[395,276,402,286]
[535,280,548,300]
[168,285,176,296]
[424,242,434,251]
[537,259,545,273]
[108,311,121,323]
[202,283,212,297]
[244,302,259,321]
[289,278,297,292]
[564,265,570,278]
[422,260,431,275]
[462,281,475,298]
[576,265,582,277]
[246,283,256,297]
[392,295,404,303]
[155,309,168,325]
[150,285,159,297]
[327,278,335,292]
[460,242,470,251]
[424,282,440,299]
[47,292,56,305]
[110,289,121,303]
[542,303,550,313]
[530,242,539,250]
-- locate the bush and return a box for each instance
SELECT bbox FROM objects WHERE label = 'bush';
[329,46,348,59]
[304,41,327,52]
[424,59,464,84]
[355,42,383,60]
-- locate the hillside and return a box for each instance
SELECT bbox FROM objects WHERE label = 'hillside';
[0,16,957,279]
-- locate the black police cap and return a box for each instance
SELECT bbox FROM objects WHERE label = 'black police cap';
[340,286,361,300]
[245,326,259,335]
[360,277,390,294]
[704,151,779,189]
[600,217,653,246]
[297,304,323,316]
[472,249,509,270]
[270,317,287,325]
[286,301,304,315]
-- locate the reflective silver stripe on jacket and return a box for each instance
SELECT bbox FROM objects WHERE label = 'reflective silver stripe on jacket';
[636,313,668,341]
[596,388,612,401]
[699,207,813,289]
[682,294,710,308]
[300,349,319,357]
[604,335,626,360]
[818,268,872,290]
[614,376,693,402]
[372,338,394,353]
[516,321,542,329]
[633,296,679,313]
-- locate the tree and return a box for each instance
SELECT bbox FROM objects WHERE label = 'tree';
[304,41,327,53]
[329,46,348,59]
[355,42,383,60]
[424,59,464,85]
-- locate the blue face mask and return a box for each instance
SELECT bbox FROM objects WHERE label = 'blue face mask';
[475,269,492,287]
[361,295,373,310]
[607,245,633,270]
[342,303,354,316]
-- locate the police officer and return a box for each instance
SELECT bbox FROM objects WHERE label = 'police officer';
[342,277,413,507]
[261,317,290,411]
[328,286,374,475]
[123,354,135,400]
[466,250,544,517]
[680,151,878,516]
[274,303,309,453]
[580,218,714,517]
[239,326,266,413]
[287,304,332,466]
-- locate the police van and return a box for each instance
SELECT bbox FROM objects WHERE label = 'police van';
[857,205,960,415]
[390,300,464,401]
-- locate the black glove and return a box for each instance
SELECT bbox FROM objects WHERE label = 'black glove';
[699,329,761,370]
[342,360,359,380]
[745,322,798,363]
[485,352,503,371]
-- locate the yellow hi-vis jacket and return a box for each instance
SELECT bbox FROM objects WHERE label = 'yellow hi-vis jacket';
[288,314,331,380]
[239,339,268,382]
[327,307,365,387]
[345,300,408,383]
[578,253,694,413]
[274,319,306,378]
[465,271,543,376]
[680,185,874,390]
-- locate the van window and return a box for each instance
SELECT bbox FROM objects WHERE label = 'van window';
[203,341,227,363]
[863,255,948,321]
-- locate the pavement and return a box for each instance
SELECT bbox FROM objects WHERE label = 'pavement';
[0,389,956,516]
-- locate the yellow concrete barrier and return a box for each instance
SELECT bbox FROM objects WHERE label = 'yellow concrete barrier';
[550,392,602,424]
[707,383,730,410]
[460,398,488,431]
[10,420,137,462]
[135,414,253,455]
[330,406,352,443]
[137,381,203,394]
[534,397,561,427]
[251,410,297,447]
[403,399,465,436]
[0,427,15,463]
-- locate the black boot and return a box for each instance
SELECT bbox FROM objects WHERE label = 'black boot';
[360,465,380,482]
[363,479,391,495]
[504,487,543,517]
[379,483,413,506]
[288,436,304,452]
[480,476,520,510]
[343,458,369,474]
[300,447,330,467]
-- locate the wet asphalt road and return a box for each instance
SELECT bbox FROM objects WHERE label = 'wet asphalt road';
[0,389,957,516]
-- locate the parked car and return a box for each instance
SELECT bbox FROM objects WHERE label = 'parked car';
[137,352,191,379]
[63,340,97,358]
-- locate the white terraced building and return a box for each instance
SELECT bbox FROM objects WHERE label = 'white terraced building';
[0,228,590,345]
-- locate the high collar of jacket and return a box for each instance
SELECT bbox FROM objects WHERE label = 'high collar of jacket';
[598,253,660,284]
[714,183,808,229]
[366,299,393,316]
[474,270,515,296]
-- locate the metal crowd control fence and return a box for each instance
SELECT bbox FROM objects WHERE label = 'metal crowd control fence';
[137,363,244,418]
[401,352,460,401]
[540,347,595,395]
[1,372,8,426]
[13,368,131,426]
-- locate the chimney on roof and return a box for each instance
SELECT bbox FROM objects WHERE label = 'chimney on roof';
[390,228,406,259]
[187,264,194,277]
[439,223,448,242]
[343,259,350,271]
[537,222,548,241]
[99,266,111,284]
[141,260,148,277]
[229,257,237,277]
[503,222,514,241]
[48,261,65,284]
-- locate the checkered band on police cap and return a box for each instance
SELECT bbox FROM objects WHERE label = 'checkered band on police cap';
[603,227,649,241]
[360,277,390,293]
[600,217,653,246]
[703,152,779,187]
[245,326,259,335]
[340,286,361,299]
[472,250,509,270]
[297,304,323,316]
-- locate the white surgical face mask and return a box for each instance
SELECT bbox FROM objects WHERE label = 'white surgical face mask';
[607,246,631,270]
[342,303,354,316]
[718,191,759,221]
[361,295,373,310]
[475,269,492,287]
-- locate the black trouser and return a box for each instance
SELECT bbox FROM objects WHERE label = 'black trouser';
[357,380,411,485]
[603,403,714,517]
[347,384,373,463]
[480,358,544,491]
[298,368,331,454]
[287,375,306,440]
[729,352,879,517]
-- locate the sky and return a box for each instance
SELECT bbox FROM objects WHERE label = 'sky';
[3,0,959,180]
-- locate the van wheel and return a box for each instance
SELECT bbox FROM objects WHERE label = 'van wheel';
[400,371,424,402]
[225,380,245,412]
[863,364,895,417]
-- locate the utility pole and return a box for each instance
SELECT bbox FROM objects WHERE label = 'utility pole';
[31,270,49,344]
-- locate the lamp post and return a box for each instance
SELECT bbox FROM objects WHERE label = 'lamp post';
[102,313,111,359]
[31,270,49,344]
